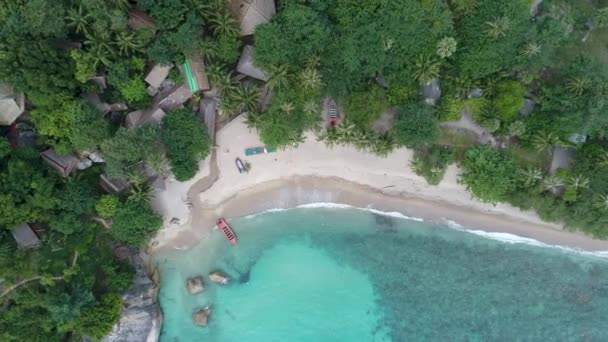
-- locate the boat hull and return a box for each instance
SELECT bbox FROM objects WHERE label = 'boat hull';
[216,218,237,245]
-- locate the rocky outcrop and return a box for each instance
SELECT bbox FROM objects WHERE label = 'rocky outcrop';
[186,276,205,294]
[102,251,162,342]
[208,271,230,285]
[193,306,213,327]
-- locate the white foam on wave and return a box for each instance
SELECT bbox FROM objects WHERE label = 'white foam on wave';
[444,220,608,258]
[297,202,353,209]
[367,208,424,222]
[244,208,287,219]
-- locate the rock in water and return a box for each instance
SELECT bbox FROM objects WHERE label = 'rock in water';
[186,276,205,295]
[208,271,230,285]
[193,306,213,327]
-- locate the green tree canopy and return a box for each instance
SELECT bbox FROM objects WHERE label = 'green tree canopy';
[393,103,440,149]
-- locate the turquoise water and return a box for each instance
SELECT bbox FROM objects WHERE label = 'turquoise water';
[156,207,608,341]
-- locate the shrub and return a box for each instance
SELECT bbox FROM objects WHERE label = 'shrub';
[393,102,439,149]
[161,108,211,181]
[508,121,526,137]
[345,86,388,129]
[493,81,526,123]
[439,96,464,122]
[111,201,162,246]
[464,98,490,121]
[411,147,454,185]
[95,195,119,219]
[77,294,122,339]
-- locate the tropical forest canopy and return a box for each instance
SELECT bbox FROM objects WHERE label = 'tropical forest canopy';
[1,0,608,340]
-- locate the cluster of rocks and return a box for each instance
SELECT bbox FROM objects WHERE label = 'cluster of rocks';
[186,271,231,328]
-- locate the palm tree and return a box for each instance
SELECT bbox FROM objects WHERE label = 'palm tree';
[146,153,170,178]
[542,175,564,195]
[531,131,561,153]
[199,39,218,61]
[231,83,260,113]
[520,42,541,58]
[371,134,396,157]
[209,12,239,37]
[244,111,263,130]
[114,32,143,56]
[566,77,588,96]
[207,66,237,96]
[218,97,241,116]
[279,102,295,115]
[85,29,114,55]
[303,100,319,116]
[128,182,152,204]
[300,68,322,91]
[305,56,321,69]
[266,64,290,90]
[598,151,608,168]
[594,194,608,211]
[436,37,457,59]
[289,131,306,147]
[451,0,478,15]
[88,45,112,67]
[519,167,543,187]
[410,156,424,175]
[485,16,510,39]
[66,6,92,34]
[413,55,440,85]
[108,0,130,11]
[566,174,590,191]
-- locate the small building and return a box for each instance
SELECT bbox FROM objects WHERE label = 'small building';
[0,83,25,125]
[125,107,167,128]
[568,133,587,145]
[519,99,535,116]
[200,98,217,143]
[421,79,441,106]
[128,9,157,32]
[236,45,269,81]
[145,64,172,90]
[41,149,79,177]
[182,55,210,93]
[230,0,276,36]
[550,146,575,174]
[83,93,111,114]
[157,85,193,112]
[11,224,41,249]
[99,174,129,194]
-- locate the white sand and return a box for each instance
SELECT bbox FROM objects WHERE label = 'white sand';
[149,115,608,253]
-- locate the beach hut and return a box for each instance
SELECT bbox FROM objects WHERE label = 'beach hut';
[421,79,441,106]
[0,83,25,125]
[99,174,130,194]
[182,55,210,93]
[236,45,269,81]
[550,146,575,174]
[11,224,41,249]
[83,93,111,114]
[157,85,193,112]
[145,64,172,90]
[128,9,157,32]
[125,107,167,129]
[230,0,276,36]
[41,149,79,177]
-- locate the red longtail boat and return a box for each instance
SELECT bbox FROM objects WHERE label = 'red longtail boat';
[216,218,237,245]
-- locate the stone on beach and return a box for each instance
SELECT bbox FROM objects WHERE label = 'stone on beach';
[192,306,213,327]
[209,271,230,285]
[186,276,205,295]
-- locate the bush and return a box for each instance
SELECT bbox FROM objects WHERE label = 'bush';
[344,86,388,129]
[508,121,526,137]
[464,98,490,121]
[95,195,119,219]
[161,108,211,181]
[111,201,162,247]
[387,82,418,106]
[77,294,122,339]
[393,102,439,149]
[439,96,464,122]
[493,81,526,123]
[411,146,454,185]
[459,145,518,203]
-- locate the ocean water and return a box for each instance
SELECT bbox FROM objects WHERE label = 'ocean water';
[156,206,608,341]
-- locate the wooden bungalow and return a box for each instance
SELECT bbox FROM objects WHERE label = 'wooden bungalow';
[157,85,193,112]
[125,107,167,129]
[182,54,210,93]
[200,98,217,144]
[236,45,269,81]
[230,0,276,36]
[40,149,79,177]
[99,174,129,194]
[128,9,157,32]
[11,224,41,249]
[145,64,173,90]
[0,83,25,125]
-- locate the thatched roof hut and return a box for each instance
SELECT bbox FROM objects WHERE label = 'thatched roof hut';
[41,149,79,177]
[145,64,172,90]
[0,83,25,125]
[157,85,193,112]
[230,0,276,36]
[99,174,129,194]
[128,9,157,32]
[125,107,167,129]
[236,45,269,81]
[200,98,217,144]
[11,224,41,249]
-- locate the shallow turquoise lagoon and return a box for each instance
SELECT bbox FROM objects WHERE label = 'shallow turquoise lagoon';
[156,207,608,341]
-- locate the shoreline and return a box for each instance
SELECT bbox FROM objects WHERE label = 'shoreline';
[151,176,608,254]
[149,115,608,255]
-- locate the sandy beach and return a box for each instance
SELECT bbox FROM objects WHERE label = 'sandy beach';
[149,115,608,253]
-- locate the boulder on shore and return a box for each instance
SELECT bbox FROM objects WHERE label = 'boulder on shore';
[186,276,205,295]
[193,306,213,327]
[208,271,230,285]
